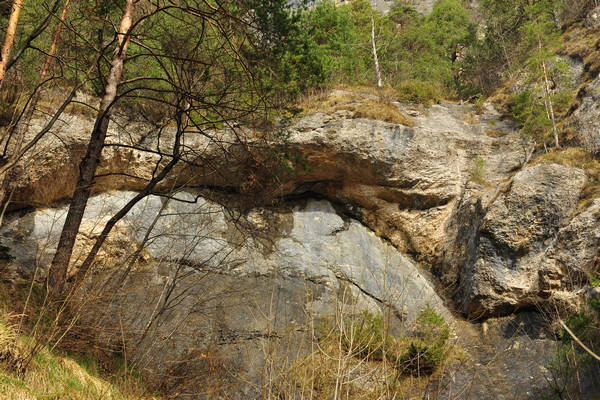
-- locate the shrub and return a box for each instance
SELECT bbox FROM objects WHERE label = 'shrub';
[469,157,488,184]
[396,80,442,104]
[547,275,600,399]
[396,305,450,377]
[486,129,506,138]
[341,310,395,361]
[0,242,14,262]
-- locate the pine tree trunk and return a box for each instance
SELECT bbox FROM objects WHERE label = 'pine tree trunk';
[48,0,135,297]
[14,0,70,159]
[0,0,24,88]
[538,35,560,149]
[0,0,71,228]
[371,16,382,88]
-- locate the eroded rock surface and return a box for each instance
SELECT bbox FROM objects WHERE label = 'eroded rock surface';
[1,192,450,396]
[441,164,590,318]
[573,74,600,154]
[3,92,600,397]
[278,103,525,263]
[8,96,595,320]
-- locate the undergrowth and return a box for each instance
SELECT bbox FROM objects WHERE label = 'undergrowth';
[281,306,452,399]
[546,274,600,399]
[298,91,415,127]
[0,280,158,400]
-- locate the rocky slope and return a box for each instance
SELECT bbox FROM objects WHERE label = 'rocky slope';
[1,92,599,398]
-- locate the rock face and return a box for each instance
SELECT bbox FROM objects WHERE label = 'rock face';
[585,5,600,28]
[10,100,527,266]
[7,96,594,321]
[1,192,448,396]
[573,75,600,154]
[273,102,525,264]
[2,91,600,397]
[441,164,590,318]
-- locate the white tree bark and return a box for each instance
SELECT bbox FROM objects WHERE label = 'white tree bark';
[538,35,560,148]
[371,16,382,88]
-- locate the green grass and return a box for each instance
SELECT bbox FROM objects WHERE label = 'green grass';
[0,312,157,400]
[283,306,452,399]
[469,157,488,185]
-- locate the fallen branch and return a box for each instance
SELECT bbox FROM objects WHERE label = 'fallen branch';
[559,319,600,362]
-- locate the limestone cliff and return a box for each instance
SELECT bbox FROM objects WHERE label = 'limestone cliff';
[1,92,599,398]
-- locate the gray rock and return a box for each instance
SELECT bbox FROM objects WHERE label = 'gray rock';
[441,164,587,318]
[0,191,450,396]
[572,75,600,154]
[585,5,600,28]
[7,100,527,268]
[286,102,526,262]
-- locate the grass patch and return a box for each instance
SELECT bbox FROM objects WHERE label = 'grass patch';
[334,84,400,102]
[561,22,600,85]
[469,157,488,185]
[0,307,157,400]
[299,91,415,127]
[534,147,600,212]
[352,102,415,126]
[283,307,452,399]
[486,129,506,138]
[463,113,480,125]
[396,80,443,104]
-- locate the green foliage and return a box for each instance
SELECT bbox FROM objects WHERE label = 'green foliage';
[469,157,487,184]
[510,89,552,141]
[396,305,450,376]
[0,242,13,263]
[341,310,395,361]
[547,275,600,398]
[396,80,442,104]
[319,305,449,378]
[590,276,600,314]
[385,0,477,99]
[288,0,478,102]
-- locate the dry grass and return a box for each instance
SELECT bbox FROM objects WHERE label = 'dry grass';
[561,23,600,85]
[463,113,480,125]
[334,84,400,102]
[352,102,415,126]
[0,311,157,400]
[298,91,415,127]
[277,307,455,400]
[534,147,600,212]
[285,343,433,400]
[488,80,517,117]
[486,129,507,138]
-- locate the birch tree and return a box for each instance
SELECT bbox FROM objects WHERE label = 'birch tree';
[515,0,567,149]
[371,15,382,87]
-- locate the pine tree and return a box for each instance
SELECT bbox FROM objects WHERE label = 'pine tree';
[518,0,567,149]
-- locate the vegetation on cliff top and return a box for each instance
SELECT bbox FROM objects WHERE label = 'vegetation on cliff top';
[1,0,600,398]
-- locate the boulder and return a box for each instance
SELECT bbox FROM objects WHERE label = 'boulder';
[441,164,588,318]
[572,75,600,154]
